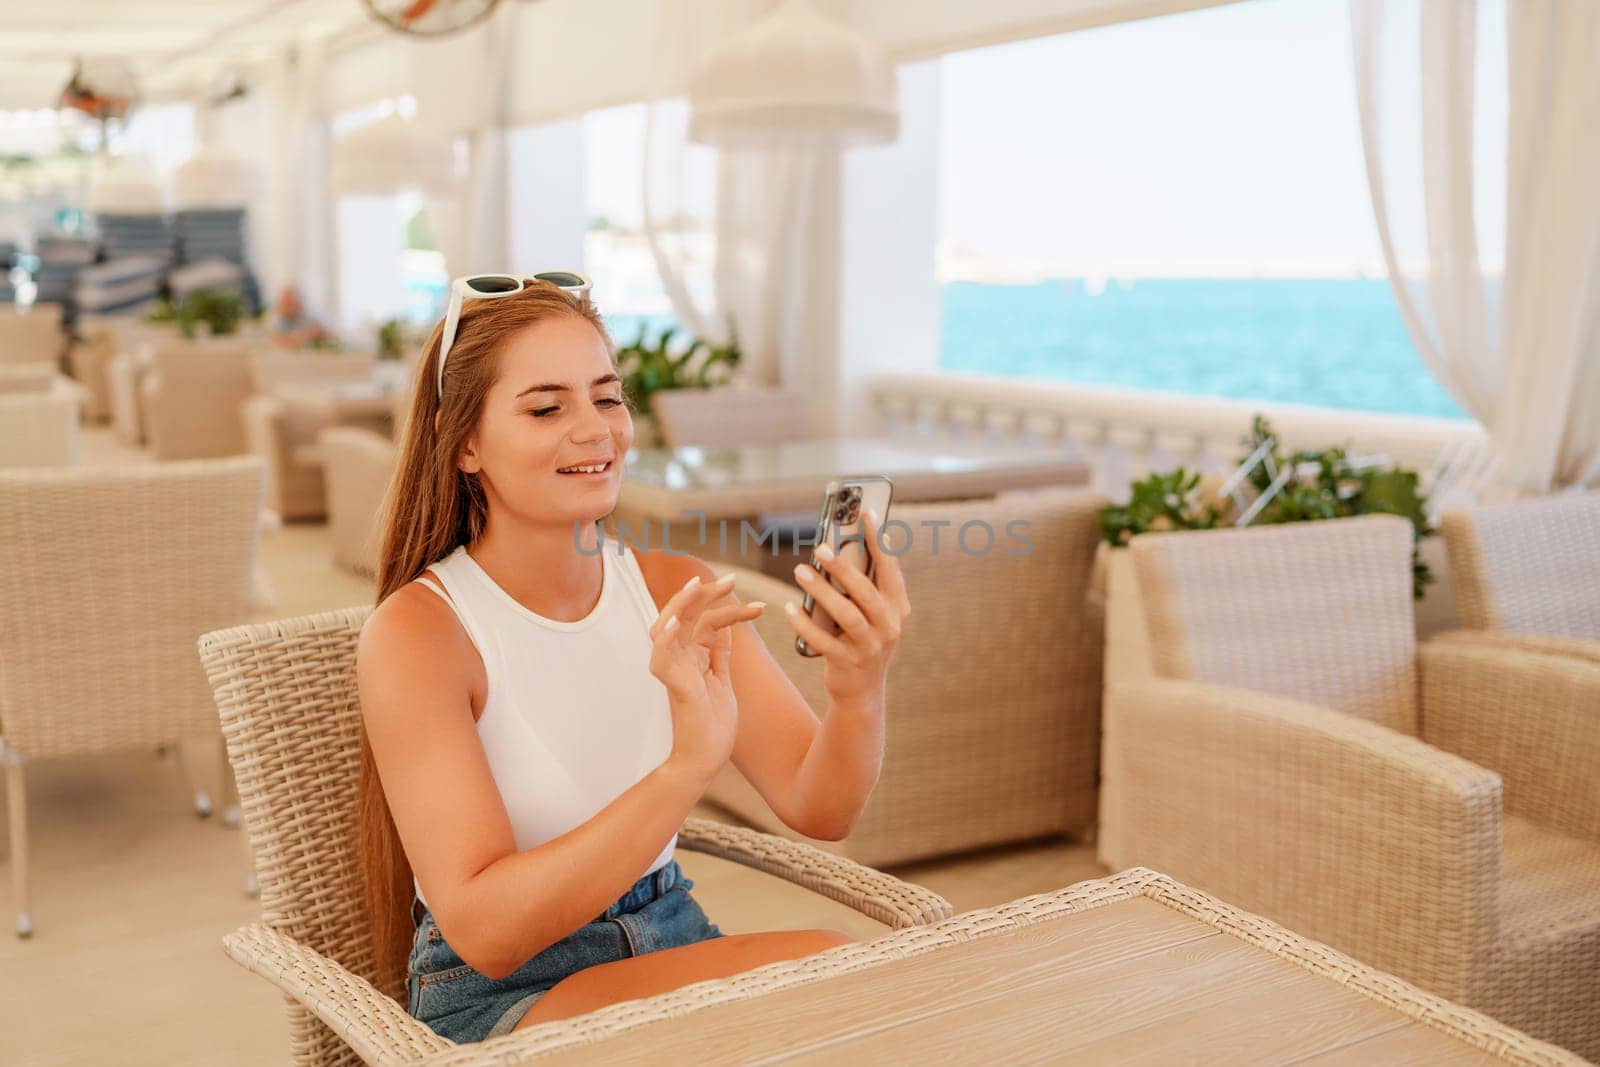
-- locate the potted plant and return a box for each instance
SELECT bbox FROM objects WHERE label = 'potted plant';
[614,321,741,447]
[1096,415,1435,599]
[175,288,246,339]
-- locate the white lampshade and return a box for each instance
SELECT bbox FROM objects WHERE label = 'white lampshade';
[688,0,899,147]
[174,148,256,208]
[330,114,454,197]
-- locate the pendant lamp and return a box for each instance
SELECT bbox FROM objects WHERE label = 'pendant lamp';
[329,113,454,196]
[688,0,899,147]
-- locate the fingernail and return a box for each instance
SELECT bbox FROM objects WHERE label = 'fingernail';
[685,575,701,590]
[664,615,679,631]
[866,508,881,525]
[783,601,800,615]
[814,543,834,563]
[747,601,767,611]
[714,572,736,584]
[793,564,813,582]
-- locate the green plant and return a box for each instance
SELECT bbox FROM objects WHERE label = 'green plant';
[614,321,741,416]
[376,318,405,360]
[1098,415,1435,598]
[175,288,246,339]
[146,295,176,323]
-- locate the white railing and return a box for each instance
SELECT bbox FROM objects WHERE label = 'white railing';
[869,371,1493,513]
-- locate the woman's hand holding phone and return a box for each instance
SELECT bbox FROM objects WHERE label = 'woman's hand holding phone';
[785,508,912,705]
[649,572,764,785]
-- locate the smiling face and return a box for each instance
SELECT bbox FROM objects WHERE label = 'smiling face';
[456,314,632,529]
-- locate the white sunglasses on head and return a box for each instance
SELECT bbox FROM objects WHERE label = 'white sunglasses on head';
[435,271,593,398]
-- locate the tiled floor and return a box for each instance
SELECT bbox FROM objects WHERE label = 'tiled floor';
[1,425,1106,1066]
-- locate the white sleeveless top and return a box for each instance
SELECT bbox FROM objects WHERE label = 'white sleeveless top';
[411,542,676,907]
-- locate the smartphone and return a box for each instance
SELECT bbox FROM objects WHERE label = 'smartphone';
[795,475,894,657]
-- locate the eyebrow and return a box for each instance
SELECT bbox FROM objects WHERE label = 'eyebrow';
[515,373,621,398]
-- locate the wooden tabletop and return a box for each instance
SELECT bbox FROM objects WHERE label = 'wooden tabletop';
[616,436,1089,522]
[428,869,1574,1066]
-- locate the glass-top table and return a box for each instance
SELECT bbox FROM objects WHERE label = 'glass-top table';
[617,436,1089,522]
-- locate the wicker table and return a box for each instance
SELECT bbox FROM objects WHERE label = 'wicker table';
[414,868,1580,1065]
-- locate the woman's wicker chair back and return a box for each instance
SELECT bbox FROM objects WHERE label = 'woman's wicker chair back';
[1441,491,1600,639]
[0,459,264,760]
[199,606,382,1067]
[1128,514,1420,735]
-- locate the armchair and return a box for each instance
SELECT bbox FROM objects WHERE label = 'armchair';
[1099,514,1600,1058]
[198,608,953,1067]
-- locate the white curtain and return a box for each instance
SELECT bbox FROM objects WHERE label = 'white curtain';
[640,1,843,408]
[1352,0,1600,495]
[261,39,336,323]
[410,5,515,278]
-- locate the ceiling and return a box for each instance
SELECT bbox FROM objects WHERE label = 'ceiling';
[0,0,377,109]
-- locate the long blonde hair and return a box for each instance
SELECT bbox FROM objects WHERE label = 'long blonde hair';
[358,281,617,995]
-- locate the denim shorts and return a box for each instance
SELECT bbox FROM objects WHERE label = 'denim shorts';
[406,858,724,1044]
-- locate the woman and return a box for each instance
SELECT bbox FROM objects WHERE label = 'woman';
[357,279,911,1043]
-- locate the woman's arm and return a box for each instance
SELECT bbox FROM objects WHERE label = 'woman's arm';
[358,583,711,980]
[634,538,905,842]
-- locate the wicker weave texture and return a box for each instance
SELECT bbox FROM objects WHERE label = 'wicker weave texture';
[0,459,264,759]
[1131,514,1421,734]
[402,866,1582,1067]
[0,383,79,469]
[198,605,953,1067]
[1441,493,1600,639]
[704,487,1107,868]
[1106,517,1600,1059]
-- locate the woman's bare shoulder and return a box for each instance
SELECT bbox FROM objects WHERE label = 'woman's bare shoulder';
[629,546,719,610]
[358,576,484,716]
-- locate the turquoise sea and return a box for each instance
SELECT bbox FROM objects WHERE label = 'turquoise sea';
[604,278,1465,422]
[941,278,1466,420]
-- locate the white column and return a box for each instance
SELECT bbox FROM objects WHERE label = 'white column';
[834,59,943,437]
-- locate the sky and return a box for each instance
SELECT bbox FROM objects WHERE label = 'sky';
[938,0,1507,277]
[583,0,1509,279]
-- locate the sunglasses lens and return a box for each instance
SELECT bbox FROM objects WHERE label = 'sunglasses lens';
[466,275,522,294]
[533,271,587,289]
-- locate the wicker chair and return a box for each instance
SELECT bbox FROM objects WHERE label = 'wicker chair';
[1098,514,1600,1058]
[197,608,955,1067]
[652,387,810,448]
[0,380,81,468]
[142,341,257,460]
[244,395,335,521]
[65,319,118,420]
[0,459,266,937]
[0,303,64,366]
[0,362,59,395]
[702,487,1107,868]
[1440,491,1600,662]
[321,427,399,575]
